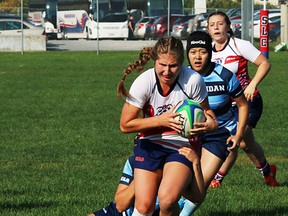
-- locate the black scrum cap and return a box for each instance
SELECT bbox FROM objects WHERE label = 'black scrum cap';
[187,31,212,55]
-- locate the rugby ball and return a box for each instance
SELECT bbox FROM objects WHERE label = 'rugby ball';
[174,99,206,139]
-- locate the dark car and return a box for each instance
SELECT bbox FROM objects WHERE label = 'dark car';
[150,14,183,39]
[226,8,241,20]
[268,16,281,41]
[144,18,157,40]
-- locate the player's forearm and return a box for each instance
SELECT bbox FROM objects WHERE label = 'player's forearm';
[252,57,271,86]
[114,181,135,212]
[193,163,205,201]
[236,103,249,138]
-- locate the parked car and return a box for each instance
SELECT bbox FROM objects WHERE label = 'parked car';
[253,13,280,39]
[143,19,154,40]
[234,15,281,41]
[178,20,190,39]
[226,8,242,20]
[150,14,183,39]
[230,8,279,21]
[232,9,280,39]
[268,16,281,41]
[231,19,242,33]
[0,14,44,36]
[226,8,241,19]
[0,14,46,51]
[133,16,158,39]
[171,14,195,39]
[188,12,209,34]
[44,18,57,39]
[195,18,208,32]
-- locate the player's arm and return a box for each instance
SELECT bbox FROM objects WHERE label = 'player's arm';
[245,53,271,101]
[178,146,205,202]
[227,94,249,150]
[114,181,135,213]
[120,102,182,133]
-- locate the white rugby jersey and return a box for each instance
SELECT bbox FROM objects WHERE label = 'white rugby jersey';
[211,37,261,94]
[126,66,207,150]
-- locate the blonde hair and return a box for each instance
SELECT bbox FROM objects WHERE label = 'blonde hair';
[117,37,184,98]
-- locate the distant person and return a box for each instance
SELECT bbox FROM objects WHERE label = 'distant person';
[117,36,218,216]
[207,11,278,188]
[128,15,135,40]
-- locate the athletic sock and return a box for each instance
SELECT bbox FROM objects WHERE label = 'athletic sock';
[256,160,270,177]
[213,170,226,182]
[179,199,200,216]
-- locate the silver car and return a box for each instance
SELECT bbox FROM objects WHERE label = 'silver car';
[133,16,158,39]
[171,15,196,39]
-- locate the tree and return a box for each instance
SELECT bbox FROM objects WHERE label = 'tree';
[184,0,242,13]
[0,0,29,14]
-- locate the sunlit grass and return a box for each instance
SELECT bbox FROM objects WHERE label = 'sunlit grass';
[0,51,287,215]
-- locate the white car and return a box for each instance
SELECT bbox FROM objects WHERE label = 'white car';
[0,14,46,51]
[44,20,57,39]
[0,15,44,36]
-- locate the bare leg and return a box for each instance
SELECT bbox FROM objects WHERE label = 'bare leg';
[211,125,278,187]
[241,126,265,165]
[158,162,192,216]
[134,168,162,214]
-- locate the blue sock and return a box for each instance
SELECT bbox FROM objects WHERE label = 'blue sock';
[179,199,200,216]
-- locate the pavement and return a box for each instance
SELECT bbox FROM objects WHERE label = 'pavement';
[46,39,187,51]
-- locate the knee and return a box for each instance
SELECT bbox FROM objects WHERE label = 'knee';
[134,203,154,215]
[133,208,153,216]
[158,190,179,211]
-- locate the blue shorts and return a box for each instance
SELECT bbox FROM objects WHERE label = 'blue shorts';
[201,129,231,161]
[233,93,263,128]
[134,139,193,172]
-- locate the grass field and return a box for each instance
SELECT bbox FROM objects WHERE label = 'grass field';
[0,50,287,216]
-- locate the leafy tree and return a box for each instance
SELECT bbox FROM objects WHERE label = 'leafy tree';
[0,0,29,14]
[184,0,277,14]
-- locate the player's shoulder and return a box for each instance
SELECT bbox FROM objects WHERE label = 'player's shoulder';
[214,63,234,81]
[180,66,202,80]
[136,68,155,80]
[131,68,156,91]
[232,37,254,49]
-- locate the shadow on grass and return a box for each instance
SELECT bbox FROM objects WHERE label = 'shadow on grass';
[0,189,58,211]
[209,207,288,216]
[0,200,57,210]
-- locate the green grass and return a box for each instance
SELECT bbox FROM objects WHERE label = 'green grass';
[0,51,287,216]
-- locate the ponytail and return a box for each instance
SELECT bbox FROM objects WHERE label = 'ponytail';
[117,47,153,98]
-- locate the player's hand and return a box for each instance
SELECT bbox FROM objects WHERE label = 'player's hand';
[157,106,183,133]
[244,82,257,102]
[226,135,242,151]
[191,111,218,135]
[178,145,200,164]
